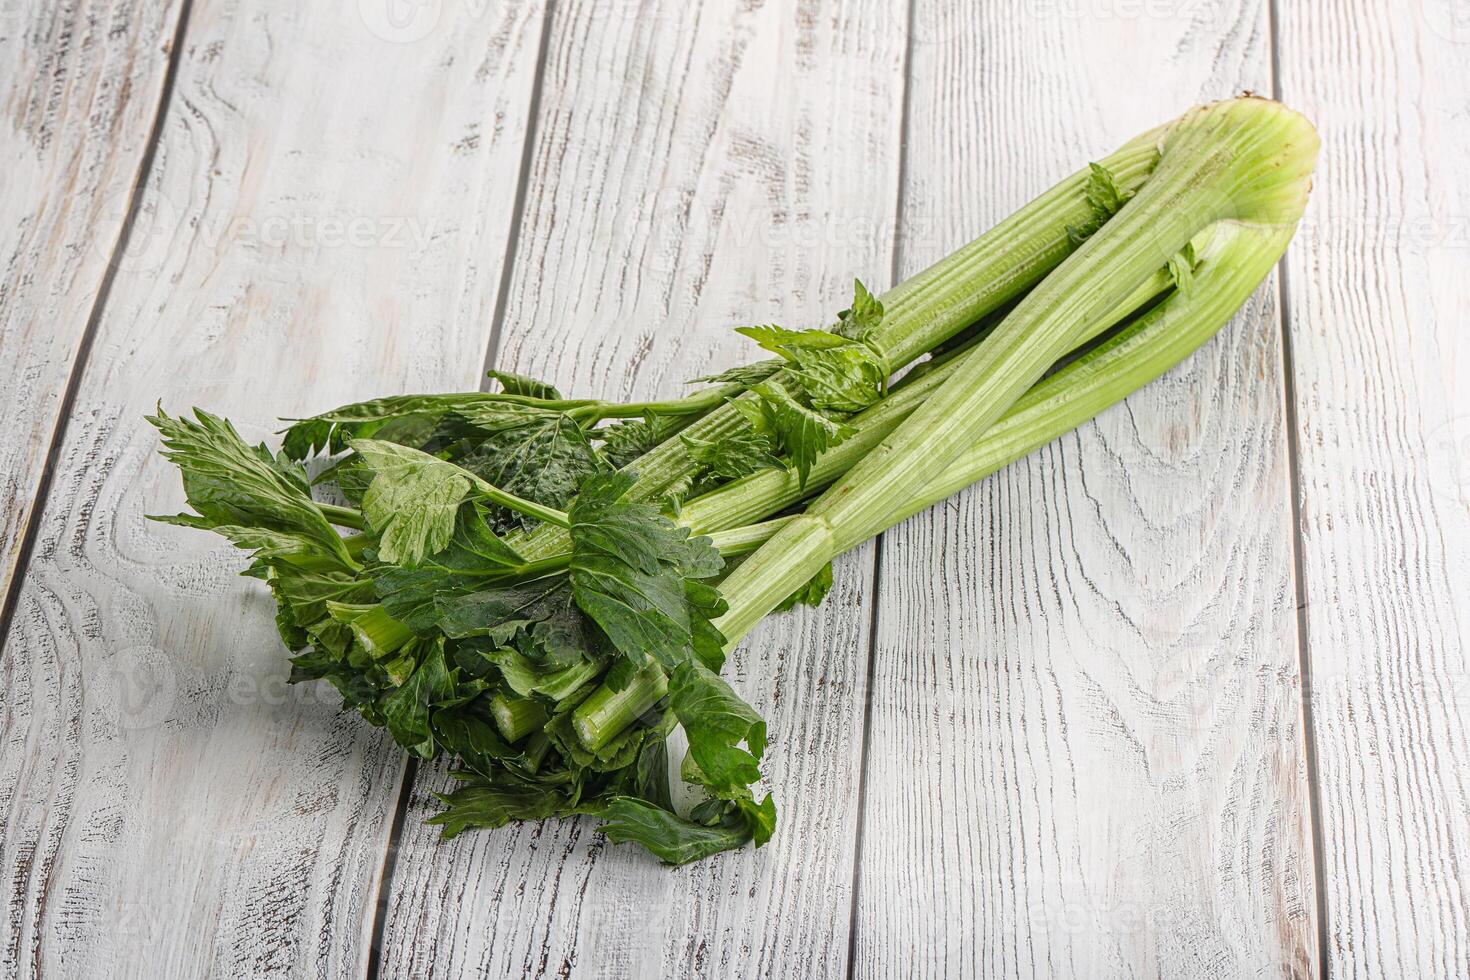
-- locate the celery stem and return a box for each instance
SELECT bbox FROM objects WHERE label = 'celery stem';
[572,666,668,751]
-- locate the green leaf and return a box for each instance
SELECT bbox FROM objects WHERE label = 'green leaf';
[267,562,377,648]
[1065,162,1135,245]
[747,379,857,487]
[430,704,518,778]
[380,640,455,756]
[774,560,833,612]
[834,278,884,340]
[147,407,354,567]
[597,415,684,469]
[736,324,853,353]
[567,473,727,672]
[737,793,777,847]
[435,581,602,670]
[287,647,381,708]
[429,779,564,838]
[352,439,477,566]
[457,414,607,528]
[450,401,565,435]
[736,320,886,412]
[369,504,527,633]
[668,661,765,797]
[599,797,767,865]
[486,368,562,400]
[280,393,534,459]
[1084,161,1130,217]
[681,428,783,487]
[688,358,783,387]
[790,343,887,412]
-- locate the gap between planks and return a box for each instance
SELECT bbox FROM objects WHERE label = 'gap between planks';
[1266,0,1331,973]
[846,0,920,974]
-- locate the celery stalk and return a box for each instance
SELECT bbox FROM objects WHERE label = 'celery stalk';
[713,99,1318,644]
[505,131,1165,561]
[490,692,550,742]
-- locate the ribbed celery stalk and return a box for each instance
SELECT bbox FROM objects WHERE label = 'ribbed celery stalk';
[676,262,1181,535]
[880,221,1296,530]
[711,98,1318,645]
[505,130,1165,561]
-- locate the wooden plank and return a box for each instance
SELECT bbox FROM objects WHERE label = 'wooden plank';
[1276,3,1470,975]
[0,3,545,976]
[0,0,184,609]
[375,0,906,975]
[852,2,1319,977]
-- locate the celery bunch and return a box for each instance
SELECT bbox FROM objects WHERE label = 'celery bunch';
[149,98,1317,864]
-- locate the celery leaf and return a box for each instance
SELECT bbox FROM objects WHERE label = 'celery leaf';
[668,660,766,796]
[567,472,727,671]
[352,439,477,566]
[747,378,857,486]
[147,407,354,567]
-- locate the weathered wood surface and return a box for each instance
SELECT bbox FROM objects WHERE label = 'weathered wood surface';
[851,2,1318,977]
[6,0,1470,975]
[0,1,544,976]
[1277,2,1470,976]
[0,0,184,610]
[375,0,904,976]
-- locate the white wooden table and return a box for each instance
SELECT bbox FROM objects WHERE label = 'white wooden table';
[2,0,1466,976]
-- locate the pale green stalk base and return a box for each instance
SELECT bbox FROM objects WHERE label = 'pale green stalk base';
[491,693,550,742]
[521,732,553,774]
[331,603,413,658]
[573,665,669,750]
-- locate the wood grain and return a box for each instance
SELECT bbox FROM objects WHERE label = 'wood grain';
[375,0,906,975]
[0,0,184,610]
[1277,2,1470,975]
[851,2,1319,976]
[0,1,544,975]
